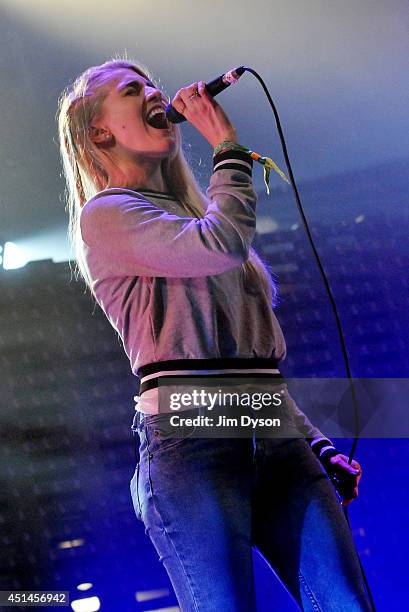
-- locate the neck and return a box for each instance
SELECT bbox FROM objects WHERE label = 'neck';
[106,156,167,192]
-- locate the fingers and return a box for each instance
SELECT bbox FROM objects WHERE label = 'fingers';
[341,486,359,506]
[330,454,362,477]
[169,80,236,147]
[182,81,207,103]
[197,81,211,100]
[331,474,358,498]
[171,82,200,116]
[171,81,212,117]
[332,473,359,504]
[351,460,363,483]
[328,454,362,505]
[170,94,186,117]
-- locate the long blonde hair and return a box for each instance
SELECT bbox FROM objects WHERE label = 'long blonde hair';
[56,56,278,307]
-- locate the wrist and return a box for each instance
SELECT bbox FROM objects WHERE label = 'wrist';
[307,437,339,476]
[212,146,254,176]
[213,132,237,147]
[213,140,248,157]
[308,437,338,462]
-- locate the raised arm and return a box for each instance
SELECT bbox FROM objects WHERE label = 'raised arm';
[80,149,257,278]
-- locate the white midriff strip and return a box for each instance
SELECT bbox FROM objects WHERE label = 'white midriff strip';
[134,367,282,414]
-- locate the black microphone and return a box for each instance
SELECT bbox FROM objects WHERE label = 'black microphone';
[165,66,246,124]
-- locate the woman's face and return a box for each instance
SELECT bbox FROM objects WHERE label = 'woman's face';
[92,68,176,161]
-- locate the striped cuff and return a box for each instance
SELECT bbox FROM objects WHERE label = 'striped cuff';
[308,436,339,462]
[213,149,253,177]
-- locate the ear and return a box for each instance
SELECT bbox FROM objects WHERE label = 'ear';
[88,125,112,144]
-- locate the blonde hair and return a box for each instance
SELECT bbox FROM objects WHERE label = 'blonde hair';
[56,56,278,307]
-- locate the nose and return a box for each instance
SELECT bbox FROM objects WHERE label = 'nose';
[146,88,167,109]
[146,81,161,96]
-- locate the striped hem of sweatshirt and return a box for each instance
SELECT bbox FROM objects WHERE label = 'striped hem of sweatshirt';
[137,357,282,395]
[213,149,253,177]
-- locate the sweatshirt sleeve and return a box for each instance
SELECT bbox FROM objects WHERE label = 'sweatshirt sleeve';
[80,149,257,278]
[282,384,338,458]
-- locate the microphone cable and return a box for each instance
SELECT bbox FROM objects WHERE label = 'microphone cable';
[240,65,376,611]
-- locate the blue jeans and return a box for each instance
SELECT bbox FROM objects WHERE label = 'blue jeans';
[130,407,371,611]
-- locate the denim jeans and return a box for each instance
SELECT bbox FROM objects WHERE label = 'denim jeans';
[130,406,372,612]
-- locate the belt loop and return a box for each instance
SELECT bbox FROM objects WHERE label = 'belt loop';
[131,410,144,434]
[137,410,145,432]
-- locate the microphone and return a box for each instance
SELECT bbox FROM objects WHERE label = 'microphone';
[165,66,246,124]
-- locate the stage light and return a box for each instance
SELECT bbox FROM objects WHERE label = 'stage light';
[77,583,93,592]
[142,607,179,612]
[256,217,279,234]
[58,538,85,549]
[3,242,28,270]
[135,588,170,602]
[71,597,100,612]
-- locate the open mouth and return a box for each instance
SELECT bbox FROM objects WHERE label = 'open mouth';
[146,107,169,129]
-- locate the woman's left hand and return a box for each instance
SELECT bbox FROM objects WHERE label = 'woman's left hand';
[327,453,363,506]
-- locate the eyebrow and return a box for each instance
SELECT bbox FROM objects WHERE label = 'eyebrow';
[118,78,154,92]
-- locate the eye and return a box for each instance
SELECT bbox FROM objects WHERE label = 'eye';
[123,79,156,95]
[125,84,140,95]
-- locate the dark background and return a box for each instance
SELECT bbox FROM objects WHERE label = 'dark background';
[0,1,408,609]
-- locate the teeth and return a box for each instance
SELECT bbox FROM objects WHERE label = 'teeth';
[146,106,166,121]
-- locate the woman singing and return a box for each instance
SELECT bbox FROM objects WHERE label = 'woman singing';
[57,57,371,611]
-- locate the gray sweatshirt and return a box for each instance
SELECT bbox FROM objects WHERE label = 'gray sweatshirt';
[79,148,336,450]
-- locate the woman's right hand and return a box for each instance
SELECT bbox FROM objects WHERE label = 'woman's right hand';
[170,81,238,149]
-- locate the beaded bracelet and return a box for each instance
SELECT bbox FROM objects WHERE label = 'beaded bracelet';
[213,140,290,195]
